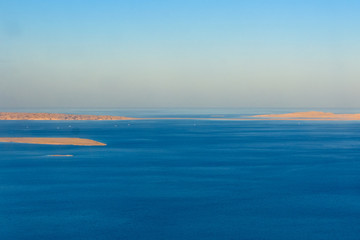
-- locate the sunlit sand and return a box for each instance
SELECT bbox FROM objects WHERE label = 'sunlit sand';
[0,138,106,146]
[252,111,360,121]
[48,155,74,157]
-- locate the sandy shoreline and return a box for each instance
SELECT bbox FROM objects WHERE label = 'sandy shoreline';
[0,137,106,146]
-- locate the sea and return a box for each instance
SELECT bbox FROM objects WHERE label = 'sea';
[1,109,360,240]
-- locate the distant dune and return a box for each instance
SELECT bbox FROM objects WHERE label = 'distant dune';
[0,112,135,120]
[0,137,106,146]
[252,111,360,120]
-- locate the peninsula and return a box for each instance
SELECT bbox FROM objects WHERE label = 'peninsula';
[0,137,106,146]
[0,112,135,120]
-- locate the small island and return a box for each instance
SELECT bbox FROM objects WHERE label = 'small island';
[0,137,106,146]
[48,155,74,157]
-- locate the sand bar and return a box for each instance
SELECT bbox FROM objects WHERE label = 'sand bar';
[48,155,74,157]
[0,137,106,146]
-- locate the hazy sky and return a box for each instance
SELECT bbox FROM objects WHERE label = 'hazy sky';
[1,0,359,108]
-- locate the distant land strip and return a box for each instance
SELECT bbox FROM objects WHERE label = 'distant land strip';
[1,111,360,121]
[0,137,106,146]
[251,111,360,121]
[0,112,136,120]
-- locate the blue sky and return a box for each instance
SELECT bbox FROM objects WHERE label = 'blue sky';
[1,0,359,108]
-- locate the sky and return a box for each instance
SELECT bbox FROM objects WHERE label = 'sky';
[1,0,360,108]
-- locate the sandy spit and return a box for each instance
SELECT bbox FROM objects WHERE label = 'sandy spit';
[0,137,106,146]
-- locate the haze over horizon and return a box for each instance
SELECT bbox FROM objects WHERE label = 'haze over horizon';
[1,0,359,108]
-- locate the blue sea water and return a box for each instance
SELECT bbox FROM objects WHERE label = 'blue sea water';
[1,109,360,240]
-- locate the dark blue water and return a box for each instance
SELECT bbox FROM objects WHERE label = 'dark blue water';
[1,111,360,239]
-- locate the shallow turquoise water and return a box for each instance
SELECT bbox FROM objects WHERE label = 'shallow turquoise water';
[1,110,360,239]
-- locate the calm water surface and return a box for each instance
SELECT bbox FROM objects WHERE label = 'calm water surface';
[1,110,360,239]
